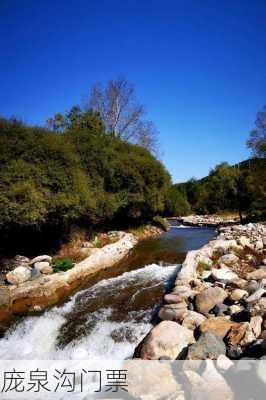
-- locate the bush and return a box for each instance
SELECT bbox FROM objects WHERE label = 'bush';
[152,216,170,231]
[52,258,75,272]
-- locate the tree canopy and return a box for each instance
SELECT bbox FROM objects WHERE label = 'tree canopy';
[0,115,170,238]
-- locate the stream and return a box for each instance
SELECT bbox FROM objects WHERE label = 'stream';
[0,224,215,361]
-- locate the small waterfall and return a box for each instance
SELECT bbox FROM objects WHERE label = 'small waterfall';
[0,263,177,360]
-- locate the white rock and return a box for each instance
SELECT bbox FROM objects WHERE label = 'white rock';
[30,255,52,265]
[34,261,53,274]
[6,266,31,285]
[217,355,234,372]
[230,289,248,301]
[211,266,238,283]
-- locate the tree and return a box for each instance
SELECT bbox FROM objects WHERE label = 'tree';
[247,106,266,158]
[88,77,158,153]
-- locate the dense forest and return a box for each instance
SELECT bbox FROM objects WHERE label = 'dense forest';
[168,158,266,220]
[0,79,265,252]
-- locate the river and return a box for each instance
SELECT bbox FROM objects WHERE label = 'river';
[0,224,215,361]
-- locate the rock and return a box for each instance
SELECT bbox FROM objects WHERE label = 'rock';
[187,332,226,360]
[260,330,266,340]
[250,316,263,338]
[164,293,184,304]
[199,317,238,339]
[126,361,182,400]
[248,297,266,316]
[34,262,53,274]
[213,303,229,316]
[140,321,195,360]
[246,268,266,281]
[195,287,228,316]
[201,270,212,280]
[217,253,239,266]
[230,277,248,289]
[202,360,234,400]
[159,303,188,322]
[230,289,248,301]
[172,285,195,300]
[182,311,206,330]
[228,304,244,316]
[246,280,260,294]
[246,288,266,303]
[254,240,263,251]
[13,255,30,267]
[178,250,198,281]
[30,255,52,265]
[217,354,234,372]
[226,345,243,359]
[182,370,208,399]
[227,322,256,347]
[6,266,32,285]
[211,266,238,283]
[238,236,251,248]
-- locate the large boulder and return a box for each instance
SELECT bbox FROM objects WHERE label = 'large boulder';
[140,321,195,360]
[195,287,228,316]
[6,266,32,285]
[199,317,239,339]
[187,332,226,360]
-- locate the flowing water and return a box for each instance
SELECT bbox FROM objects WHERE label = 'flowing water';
[0,224,215,361]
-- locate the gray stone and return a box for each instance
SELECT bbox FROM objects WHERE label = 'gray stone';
[187,332,226,360]
[159,303,188,322]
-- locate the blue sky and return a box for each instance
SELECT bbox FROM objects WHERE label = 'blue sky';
[0,0,265,182]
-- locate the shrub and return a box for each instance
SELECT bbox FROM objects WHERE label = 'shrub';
[152,216,170,231]
[52,258,75,272]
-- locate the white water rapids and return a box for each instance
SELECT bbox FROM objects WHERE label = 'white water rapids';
[0,263,178,361]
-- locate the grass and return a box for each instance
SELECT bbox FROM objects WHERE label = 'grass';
[52,258,75,272]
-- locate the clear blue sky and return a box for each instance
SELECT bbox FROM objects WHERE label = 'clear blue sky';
[1,0,265,182]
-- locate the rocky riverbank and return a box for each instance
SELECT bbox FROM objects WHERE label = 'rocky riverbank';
[175,214,240,227]
[0,232,138,325]
[0,223,165,326]
[137,222,266,360]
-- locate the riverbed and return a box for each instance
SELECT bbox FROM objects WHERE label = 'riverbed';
[0,225,215,360]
